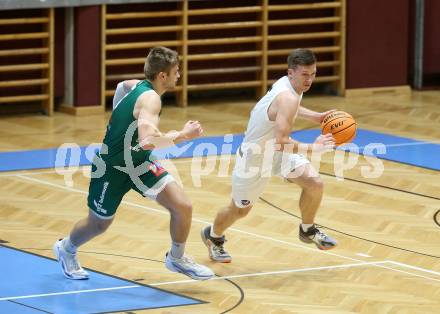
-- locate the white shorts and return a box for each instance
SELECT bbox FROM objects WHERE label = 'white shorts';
[231,149,310,208]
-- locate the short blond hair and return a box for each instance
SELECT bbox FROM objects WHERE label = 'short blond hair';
[287,48,316,69]
[144,47,179,81]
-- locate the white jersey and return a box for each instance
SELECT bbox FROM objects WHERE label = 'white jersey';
[242,76,302,150]
[232,76,309,208]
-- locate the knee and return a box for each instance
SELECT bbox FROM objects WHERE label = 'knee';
[176,200,193,218]
[236,205,252,218]
[306,177,324,193]
[97,220,112,233]
[92,218,113,234]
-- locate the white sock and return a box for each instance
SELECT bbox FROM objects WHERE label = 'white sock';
[210,225,223,238]
[170,241,185,259]
[62,236,77,254]
[301,224,314,232]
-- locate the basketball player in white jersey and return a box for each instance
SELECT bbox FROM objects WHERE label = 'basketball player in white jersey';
[201,48,338,262]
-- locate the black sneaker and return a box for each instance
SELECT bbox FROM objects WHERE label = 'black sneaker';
[201,226,232,263]
[299,225,337,250]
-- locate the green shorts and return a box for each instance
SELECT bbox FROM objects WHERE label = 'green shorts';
[87,156,173,219]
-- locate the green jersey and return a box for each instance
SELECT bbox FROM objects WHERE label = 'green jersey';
[101,80,155,166]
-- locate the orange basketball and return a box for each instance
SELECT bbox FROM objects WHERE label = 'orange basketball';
[321,111,357,145]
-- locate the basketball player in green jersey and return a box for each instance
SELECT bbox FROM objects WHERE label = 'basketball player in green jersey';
[54,47,214,280]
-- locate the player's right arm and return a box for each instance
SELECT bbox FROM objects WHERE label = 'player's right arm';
[135,92,203,150]
[273,92,334,153]
[273,92,302,153]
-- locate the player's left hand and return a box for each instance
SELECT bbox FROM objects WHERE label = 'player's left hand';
[317,109,338,124]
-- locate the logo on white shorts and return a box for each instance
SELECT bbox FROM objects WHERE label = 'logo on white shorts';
[241,200,250,206]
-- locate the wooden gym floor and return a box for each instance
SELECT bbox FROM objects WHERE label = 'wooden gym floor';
[0,90,439,313]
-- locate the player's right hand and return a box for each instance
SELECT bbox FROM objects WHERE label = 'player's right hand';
[312,133,335,152]
[181,120,203,139]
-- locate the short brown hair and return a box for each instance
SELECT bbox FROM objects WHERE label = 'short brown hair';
[144,47,179,80]
[287,48,316,69]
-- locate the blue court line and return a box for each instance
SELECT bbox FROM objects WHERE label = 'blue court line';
[0,245,203,313]
[0,129,439,172]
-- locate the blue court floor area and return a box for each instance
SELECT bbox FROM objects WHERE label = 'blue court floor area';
[0,245,203,313]
[0,128,439,172]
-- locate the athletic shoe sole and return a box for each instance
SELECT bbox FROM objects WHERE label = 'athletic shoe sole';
[165,257,214,281]
[299,234,337,251]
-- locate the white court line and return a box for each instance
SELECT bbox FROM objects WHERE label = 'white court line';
[149,261,389,286]
[0,261,386,301]
[3,260,438,302]
[0,285,139,302]
[2,260,439,302]
[356,253,371,258]
[13,174,440,284]
[378,261,440,283]
[387,260,440,277]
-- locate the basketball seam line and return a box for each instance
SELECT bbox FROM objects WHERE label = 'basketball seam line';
[331,122,357,135]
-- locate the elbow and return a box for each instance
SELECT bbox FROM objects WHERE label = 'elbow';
[140,144,155,151]
[275,136,301,153]
[138,128,162,150]
[275,135,290,146]
[138,137,156,151]
[274,137,290,151]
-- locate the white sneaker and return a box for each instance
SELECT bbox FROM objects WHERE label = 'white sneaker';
[53,239,89,280]
[165,252,215,280]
